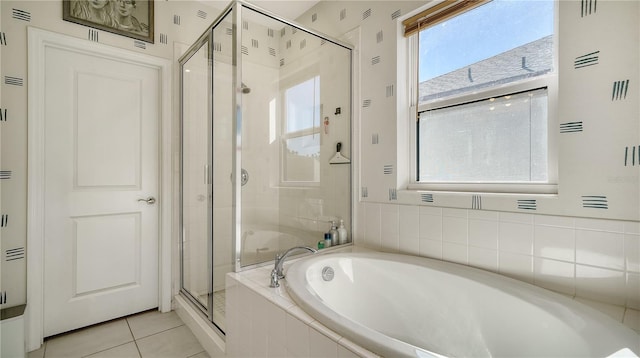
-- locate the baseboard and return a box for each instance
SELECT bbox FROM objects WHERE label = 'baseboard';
[1,304,27,358]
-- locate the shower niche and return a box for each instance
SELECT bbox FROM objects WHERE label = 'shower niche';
[179,1,352,333]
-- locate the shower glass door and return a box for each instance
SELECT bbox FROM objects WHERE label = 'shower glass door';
[210,10,234,331]
[180,38,211,315]
[180,8,234,332]
[179,1,351,334]
[239,8,352,267]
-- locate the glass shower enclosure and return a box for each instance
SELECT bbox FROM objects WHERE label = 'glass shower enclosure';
[179,0,352,333]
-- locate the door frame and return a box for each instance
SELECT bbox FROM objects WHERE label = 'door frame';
[26,27,173,351]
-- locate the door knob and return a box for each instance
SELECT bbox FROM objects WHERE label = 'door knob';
[137,197,156,204]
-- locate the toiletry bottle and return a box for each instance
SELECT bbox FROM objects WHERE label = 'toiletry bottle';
[338,219,347,244]
[324,233,332,248]
[329,221,339,246]
[318,240,325,249]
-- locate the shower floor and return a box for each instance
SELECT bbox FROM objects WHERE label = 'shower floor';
[198,290,226,331]
[213,290,226,330]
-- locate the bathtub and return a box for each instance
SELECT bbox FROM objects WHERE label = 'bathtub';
[285,252,640,358]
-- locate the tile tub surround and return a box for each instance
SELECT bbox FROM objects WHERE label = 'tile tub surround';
[225,247,380,358]
[358,204,640,311]
[225,246,640,358]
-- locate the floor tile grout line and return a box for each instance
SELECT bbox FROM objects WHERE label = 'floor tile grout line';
[79,341,136,358]
[44,320,134,358]
[133,339,143,358]
[131,322,187,341]
[125,317,143,358]
[40,312,194,358]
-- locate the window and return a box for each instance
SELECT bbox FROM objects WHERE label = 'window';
[281,76,321,183]
[419,88,549,182]
[408,0,557,193]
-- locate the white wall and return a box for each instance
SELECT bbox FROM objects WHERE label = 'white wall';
[0,0,218,309]
[292,0,639,310]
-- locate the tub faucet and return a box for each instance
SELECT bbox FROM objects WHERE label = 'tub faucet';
[270,246,317,288]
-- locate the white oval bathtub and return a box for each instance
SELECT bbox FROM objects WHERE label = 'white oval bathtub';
[285,252,640,358]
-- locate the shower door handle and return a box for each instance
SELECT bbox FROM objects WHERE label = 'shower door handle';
[229,168,249,186]
[240,168,249,186]
[137,197,156,205]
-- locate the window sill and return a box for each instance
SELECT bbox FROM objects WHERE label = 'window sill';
[390,187,559,214]
[407,183,558,195]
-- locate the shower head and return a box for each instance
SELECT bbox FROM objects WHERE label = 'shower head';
[241,82,251,94]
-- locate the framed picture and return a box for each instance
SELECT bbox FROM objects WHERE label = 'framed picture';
[63,0,154,43]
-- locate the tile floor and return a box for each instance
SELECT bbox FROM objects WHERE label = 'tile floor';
[28,310,210,358]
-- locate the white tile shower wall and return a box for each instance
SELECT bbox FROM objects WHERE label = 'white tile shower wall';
[239,15,280,233]
[358,202,640,309]
[235,12,352,246]
[276,43,352,238]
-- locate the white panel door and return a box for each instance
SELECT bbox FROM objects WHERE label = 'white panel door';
[43,44,159,336]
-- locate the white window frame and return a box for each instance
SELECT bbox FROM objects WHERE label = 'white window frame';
[405,1,559,195]
[279,73,322,187]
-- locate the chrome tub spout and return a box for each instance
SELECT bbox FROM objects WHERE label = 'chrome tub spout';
[269,246,317,288]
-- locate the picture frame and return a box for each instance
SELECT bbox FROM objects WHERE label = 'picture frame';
[63,0,154,44]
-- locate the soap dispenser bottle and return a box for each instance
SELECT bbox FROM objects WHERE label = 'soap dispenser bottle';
[337,219,347,245]
[323,233,332,248]
[329,221,339,246]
